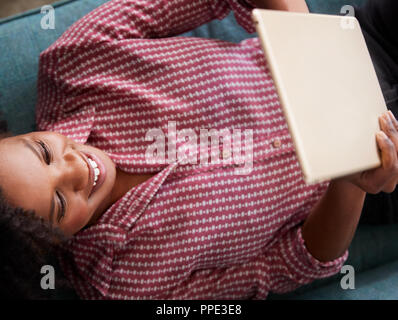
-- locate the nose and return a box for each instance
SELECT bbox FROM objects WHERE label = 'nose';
[58,149,88,192]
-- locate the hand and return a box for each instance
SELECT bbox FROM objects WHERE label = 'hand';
[342,111,398,194]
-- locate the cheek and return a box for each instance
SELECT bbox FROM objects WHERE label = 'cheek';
[62,202,90,236]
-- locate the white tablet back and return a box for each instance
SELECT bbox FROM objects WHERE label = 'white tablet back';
[252,9,386,183]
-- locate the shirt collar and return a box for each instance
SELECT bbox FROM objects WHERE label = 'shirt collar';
[96,159,181,231]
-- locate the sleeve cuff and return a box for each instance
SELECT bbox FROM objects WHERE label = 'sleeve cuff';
[296,226,349,271]
[212,0,257,33]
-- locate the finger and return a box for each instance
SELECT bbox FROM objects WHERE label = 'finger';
[364,131,398,193]
[380,112,398,150]
[388,110,398,130]
[377,131,397,170]
[379,130,398,186]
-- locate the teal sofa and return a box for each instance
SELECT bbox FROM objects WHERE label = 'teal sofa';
[1,0,397,299]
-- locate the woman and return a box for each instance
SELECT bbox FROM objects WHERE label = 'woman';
[0,0,397,299]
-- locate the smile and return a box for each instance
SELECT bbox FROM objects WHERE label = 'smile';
[83,151,107,198]
[87,158,100,186]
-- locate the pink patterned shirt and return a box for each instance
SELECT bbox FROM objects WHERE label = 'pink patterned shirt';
[36,0,348,299]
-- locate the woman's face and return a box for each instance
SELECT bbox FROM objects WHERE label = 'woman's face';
[0,131,117,236]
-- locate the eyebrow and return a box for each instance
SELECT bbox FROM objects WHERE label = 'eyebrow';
[22,138,58,225]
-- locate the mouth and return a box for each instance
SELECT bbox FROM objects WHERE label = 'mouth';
[80,151,107,198]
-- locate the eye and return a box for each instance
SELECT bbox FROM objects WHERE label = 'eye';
[36,140,52,165]
[56,190,66,223]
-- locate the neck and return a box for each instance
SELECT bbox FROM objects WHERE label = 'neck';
[87,168,156,226]
[111,167,156,202]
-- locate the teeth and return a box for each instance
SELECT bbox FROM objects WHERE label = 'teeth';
[88,157,100,186]
[94,168,100,181]
[88,158,98,168]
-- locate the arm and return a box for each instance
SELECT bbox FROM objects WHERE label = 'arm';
[250,0,309,13]
[302,111,398,262]
[36,0,257,135]
[165,223,348,298]
[52,0,258,45]
[301,179,365,262]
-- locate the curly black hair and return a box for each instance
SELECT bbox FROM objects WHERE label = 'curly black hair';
[0,189,71,299]
[0,115,77,299]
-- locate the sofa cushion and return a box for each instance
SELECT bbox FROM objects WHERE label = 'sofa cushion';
[268,223,398,299]
[280,258,398,300]
[306,0,366,13]
[0,0,111,134]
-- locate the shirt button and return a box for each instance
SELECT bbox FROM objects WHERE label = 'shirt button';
[222,150,231,159]
[272,139,282,148]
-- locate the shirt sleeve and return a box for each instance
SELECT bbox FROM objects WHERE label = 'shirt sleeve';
[48,0,256,45]
[35,0,257,138]
[167,225,348,299]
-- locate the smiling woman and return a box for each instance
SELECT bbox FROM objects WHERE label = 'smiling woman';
[0,131,122,237]
[2,0,398,301]
[0,117,153,299]
[0,131,156,237]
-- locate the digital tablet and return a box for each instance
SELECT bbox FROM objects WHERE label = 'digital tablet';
[252,9,387,183]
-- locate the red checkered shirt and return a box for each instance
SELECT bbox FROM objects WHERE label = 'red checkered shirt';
[36,0,348,299]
